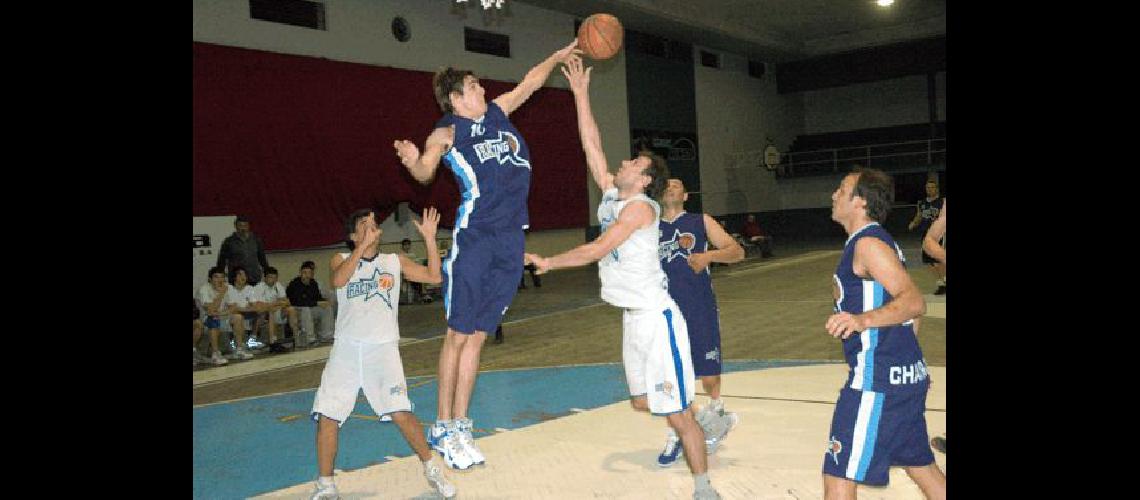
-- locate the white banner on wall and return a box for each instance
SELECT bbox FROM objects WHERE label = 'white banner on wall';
[193,215,236,297]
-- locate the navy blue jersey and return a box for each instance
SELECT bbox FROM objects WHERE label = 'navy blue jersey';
[916,197,943,233]
[436,102,532,231]
[659,212,717,320]
[833,223,928,394]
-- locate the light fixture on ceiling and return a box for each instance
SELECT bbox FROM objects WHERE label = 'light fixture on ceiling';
[876,0,895,6]
[456,0,505,9]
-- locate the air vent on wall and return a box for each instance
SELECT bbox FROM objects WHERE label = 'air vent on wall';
[464,27,511,58]
[249,0,326,30]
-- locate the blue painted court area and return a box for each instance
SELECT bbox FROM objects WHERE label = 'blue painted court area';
[193,360,823,499]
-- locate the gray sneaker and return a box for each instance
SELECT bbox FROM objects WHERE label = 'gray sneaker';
[424,459,457,499]
[693,487,722,500]
[309,480,338,500]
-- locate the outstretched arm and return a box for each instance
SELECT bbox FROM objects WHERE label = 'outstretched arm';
[400,207,443,284]
[394,125,455,184]
[493,40,582,116]
[527,201,654,273]
[922,200,946,264]
[561,55,613,192]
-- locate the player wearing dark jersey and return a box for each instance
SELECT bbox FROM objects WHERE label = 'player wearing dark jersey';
[823,168,945,500]
[654,178,744,467]
[393,40,581,470]
[907,180,945,294]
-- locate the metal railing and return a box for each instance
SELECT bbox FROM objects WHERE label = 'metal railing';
[784,138,946,174]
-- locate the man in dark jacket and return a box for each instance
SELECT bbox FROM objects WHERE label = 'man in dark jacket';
[286,260,334,346]
[217,215,270,285]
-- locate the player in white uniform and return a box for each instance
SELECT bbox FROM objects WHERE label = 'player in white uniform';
[526,57,721,500]
[308,207,456,500]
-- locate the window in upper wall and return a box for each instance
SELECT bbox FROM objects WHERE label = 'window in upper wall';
[464,27,511,58]
[700,50,720,69]
[249,0,327,31]
[748,60,766,79]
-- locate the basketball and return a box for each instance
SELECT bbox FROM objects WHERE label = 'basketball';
[577,14,623,60]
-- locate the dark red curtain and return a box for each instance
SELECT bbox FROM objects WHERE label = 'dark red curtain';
[193,42,587,250]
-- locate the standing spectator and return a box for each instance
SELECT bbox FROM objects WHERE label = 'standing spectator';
[252,266,298,349]
[741,214,773,258]
[287,261,334,347]
[216,215,270,286]
[197,266,249,361]
[907,179,945,294]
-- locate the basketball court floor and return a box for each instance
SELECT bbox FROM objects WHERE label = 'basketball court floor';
[193,238,947,499]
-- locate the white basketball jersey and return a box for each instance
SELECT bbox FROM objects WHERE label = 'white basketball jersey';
[334,253,401,344]
[597,188,671,309]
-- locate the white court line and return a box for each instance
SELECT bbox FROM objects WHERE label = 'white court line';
[716,250,841,278]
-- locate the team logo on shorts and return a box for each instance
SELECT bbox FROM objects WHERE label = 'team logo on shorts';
[346,268,396,309]
[659,229,697,263]
[826,436,843,465]
[705,348,720,362]
[390,384,406,396]
[655,381,675,399]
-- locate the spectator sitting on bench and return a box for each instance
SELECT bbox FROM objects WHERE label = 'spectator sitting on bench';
[252,266,298,349]
[287,260,335,346]
[741,214,773,258]
[227,266,266,352]
[197,266,250,360]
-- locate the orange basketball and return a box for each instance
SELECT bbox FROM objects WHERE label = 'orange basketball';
[577,13,623,60]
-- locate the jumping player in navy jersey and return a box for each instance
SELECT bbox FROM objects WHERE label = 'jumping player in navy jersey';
[654,178,744,467]
[526,56,721,500]
[823,168,945,500]
[393,39,582,470]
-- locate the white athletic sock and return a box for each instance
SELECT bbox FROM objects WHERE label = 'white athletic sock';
[318,476,335,486]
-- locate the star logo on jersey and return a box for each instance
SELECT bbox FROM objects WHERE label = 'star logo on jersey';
[705,348,720,362]
[473,130,530,169]
[345,268,396,309]
[827,436,843,465]
[655,381,675,399]
[658,229,697,263]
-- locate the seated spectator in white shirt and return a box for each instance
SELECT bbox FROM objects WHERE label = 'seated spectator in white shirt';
[197,266,250,361]
[225,266,264,355]
[193,297,227,367]
[252,266,298,348]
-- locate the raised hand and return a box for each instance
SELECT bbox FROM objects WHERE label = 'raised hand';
[553,39,583,64]
[560,53,592,95]
[393,139,421,169]
[412,206,441,240]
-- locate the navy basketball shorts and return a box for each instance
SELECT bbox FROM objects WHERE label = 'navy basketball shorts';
[443,225,525,334]
[822,387,936,486]
[675,298,722,377]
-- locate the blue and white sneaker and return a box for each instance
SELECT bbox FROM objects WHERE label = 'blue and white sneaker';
[455,418,486,465]
[429,422,448,454]
[430,423,474,470]
[657,434,683,467]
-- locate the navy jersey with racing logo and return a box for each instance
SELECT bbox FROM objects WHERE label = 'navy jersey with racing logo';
[659,212,723,376]
[658,212,717,320]
[833,223,928,394]
[436,102,532,231]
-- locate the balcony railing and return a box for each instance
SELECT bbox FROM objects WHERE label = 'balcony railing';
[780,138,946,177]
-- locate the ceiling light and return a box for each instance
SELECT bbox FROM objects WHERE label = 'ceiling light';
[877,0,895,6]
